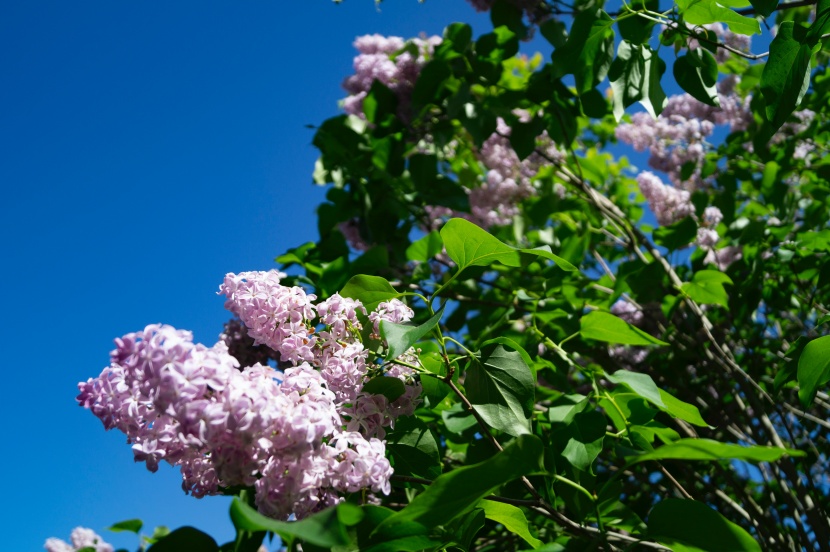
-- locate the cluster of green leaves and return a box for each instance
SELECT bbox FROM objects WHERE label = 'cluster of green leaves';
[90,0,830,550]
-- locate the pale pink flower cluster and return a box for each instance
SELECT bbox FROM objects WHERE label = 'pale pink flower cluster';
[616,79,752,189]
[79,272,422,520]
[696,206,723,248]
[636,171,694,226]
[342,33,441,121]
[704,245,743,269]
[45,528,113,552]
[611,298,643,325]
[423,117,565,230]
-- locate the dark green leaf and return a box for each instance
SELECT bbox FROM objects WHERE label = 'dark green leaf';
[797,335,830,408]
[147,527,219,552]
[642,47,667,118]
[581,311,668,345]
[552,9,615,94]
[562,410,606,472]
[230,499,362,549]
[362,376,406,402]
[467,343,536,436]
[653,217,698,251]
[647,499,762,551]
[387,417,442,479]
[760,21,812,136]
[749,0,778,17]
[609,41,646,121]
[674,50,720,107]
[370,435,544,541]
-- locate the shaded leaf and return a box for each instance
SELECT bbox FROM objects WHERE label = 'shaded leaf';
[147,527,218,552]
[647,499,762,551]
[406,231,443,262]
[380,307,444,360]
[362,376,406,402]
[760,21,813,138]
[674,50,719,107]
[626,438,804,465]
[561,410,606,472]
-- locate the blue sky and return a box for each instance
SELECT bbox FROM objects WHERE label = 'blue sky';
[0,1,491,549]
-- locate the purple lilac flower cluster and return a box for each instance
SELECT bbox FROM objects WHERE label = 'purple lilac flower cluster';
[636,171,695,226]
[616,79,752,190]
[342,33,441,122]
[78,270,421,520]
[45,528,113,552]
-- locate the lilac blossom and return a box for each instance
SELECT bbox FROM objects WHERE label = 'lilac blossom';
[342,34,441,121]
[611,298,644,325]
[45,528,113,552]
[79,274,428,520]
[704,245,743,269]
[636,171,694,226]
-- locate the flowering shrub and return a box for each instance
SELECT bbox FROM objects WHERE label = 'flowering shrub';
[57,1,830,551]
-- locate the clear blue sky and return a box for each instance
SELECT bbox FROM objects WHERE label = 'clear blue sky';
[0,2,490,549]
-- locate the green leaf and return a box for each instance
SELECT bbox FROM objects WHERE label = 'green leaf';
[681,270,733,308]
[797,335,830,408]
[551,9,615,94]
[641,46,667,118]
[108,519,143,534]
[606,369,666,408]
[548,394,589,424]
[340,275,400,313]
[380,307,444,360]
[609,41,646,121]
[749,0,778,17]
[561,410,606,472]
[440,218,521,270]
[147,527,219,552]
[659,390,709,427]
[676,0,761,35]
[406,231,443,262]
[674,50,720,107]
[653,217,698,251]
[362,376,406,402]
[647,499,762,551]
[760,21,813,136]
[478,500,542,549]
[230,499,362,549]
[467,343,536,436]
[581,311,668,345]
[521,246,578,271]
[626,438,804,465]
[387,417,442,479]
[370,435,544,541]
[617,1,659,44]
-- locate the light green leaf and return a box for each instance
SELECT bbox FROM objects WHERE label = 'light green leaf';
[230,499,362,548]
[797,335,830,408]
[467,343,536,436]
[406,231,444,262]
[625,438,804,465]
[606,370,665,408]
[340,275,400,313]
[647,499,762,551]
[548,394,589,424]
[681,270,733,307]
[108,519,143,534]
[581,310,668,345]
[380,307,444,360]
[478,500,542,549]
[659,390,710,427]
[440,218,521,270]
[369,435,544,541]
[521,245,578,271]
[676,0,761,35]
[561,410,606,472]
